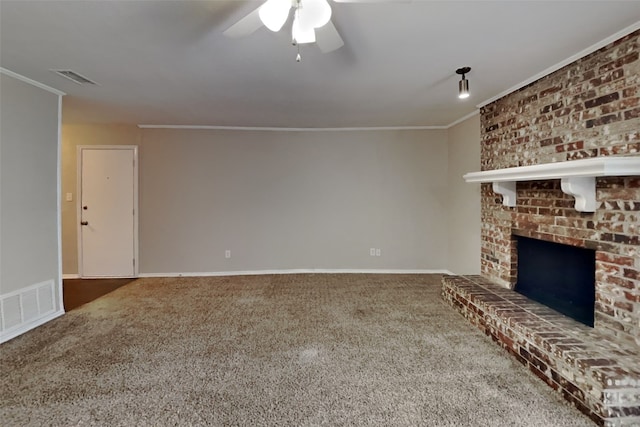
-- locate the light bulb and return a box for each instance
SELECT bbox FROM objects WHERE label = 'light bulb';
[292,15,316,44]
[298,0,332,29]
[259,0,291,32]
[459,78,470,99]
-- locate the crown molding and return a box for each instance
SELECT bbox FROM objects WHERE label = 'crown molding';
[0,68,66,96]
[137,124,448,131]
[445,110,479,128]
[476,20,640,109]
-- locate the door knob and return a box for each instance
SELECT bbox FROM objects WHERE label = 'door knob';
[81,221,89,226]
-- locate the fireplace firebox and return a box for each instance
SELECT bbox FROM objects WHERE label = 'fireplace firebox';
[514,235,595,327]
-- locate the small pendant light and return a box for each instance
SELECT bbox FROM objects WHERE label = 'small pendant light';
[456,67,471,99]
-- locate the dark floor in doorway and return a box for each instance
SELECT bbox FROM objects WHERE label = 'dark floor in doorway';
[63,278,135,311]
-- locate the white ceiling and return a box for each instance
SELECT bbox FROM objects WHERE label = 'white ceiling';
[1,1,639,128]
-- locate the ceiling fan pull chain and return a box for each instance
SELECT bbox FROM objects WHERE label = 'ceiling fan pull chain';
[295,4,301,63]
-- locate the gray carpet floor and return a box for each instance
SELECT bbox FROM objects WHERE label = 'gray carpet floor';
[1,274,593,426]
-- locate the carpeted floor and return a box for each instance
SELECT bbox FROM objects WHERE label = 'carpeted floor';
[1,274,593,426]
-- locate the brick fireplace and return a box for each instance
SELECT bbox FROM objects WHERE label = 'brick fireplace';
[479,29,639,347]
[443,29,639,425]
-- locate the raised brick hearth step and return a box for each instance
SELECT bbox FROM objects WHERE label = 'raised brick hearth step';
[442,275,640,427]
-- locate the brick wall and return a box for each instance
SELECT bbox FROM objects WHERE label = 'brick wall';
[479,30,639,347]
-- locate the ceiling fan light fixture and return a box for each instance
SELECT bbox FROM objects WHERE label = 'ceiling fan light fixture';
[259,0,291,32]
[292,15,316,44]
[456,66,471,99]
[298,0,332,29]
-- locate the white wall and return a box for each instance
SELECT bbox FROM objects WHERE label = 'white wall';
[446,114,481,274]
[0,71,64,342]
[139,128,449,274]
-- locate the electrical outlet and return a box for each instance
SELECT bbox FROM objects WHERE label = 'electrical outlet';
[225,250,231,259]
[65,192,73,202]
[370,248,376,256]
[376,248,381,257]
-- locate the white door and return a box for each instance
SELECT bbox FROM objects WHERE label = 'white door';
[79,147,137,277]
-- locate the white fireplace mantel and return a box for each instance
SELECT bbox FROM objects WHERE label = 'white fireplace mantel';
[463,157,640,212]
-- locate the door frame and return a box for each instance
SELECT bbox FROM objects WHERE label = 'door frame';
[76,145,139,278]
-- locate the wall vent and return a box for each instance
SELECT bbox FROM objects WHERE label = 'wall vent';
[51,69,98,85]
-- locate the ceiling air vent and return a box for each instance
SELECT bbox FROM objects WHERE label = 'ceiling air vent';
[51,69,98,85]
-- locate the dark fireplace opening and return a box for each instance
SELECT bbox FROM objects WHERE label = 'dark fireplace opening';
[515,235,596,327]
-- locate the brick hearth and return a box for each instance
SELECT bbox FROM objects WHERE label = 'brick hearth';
[442,275,640,426]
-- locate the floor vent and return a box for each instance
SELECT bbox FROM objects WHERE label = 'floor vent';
[51,69,98,85]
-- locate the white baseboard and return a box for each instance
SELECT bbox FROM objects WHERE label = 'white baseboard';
[0,309,64,344]
[62,274,80,279]
[0,279,64,344]
[138,269,453,278]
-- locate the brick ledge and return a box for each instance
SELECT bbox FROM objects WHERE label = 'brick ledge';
[442,275,640,427]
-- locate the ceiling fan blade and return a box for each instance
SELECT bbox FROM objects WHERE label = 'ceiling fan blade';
[223,7,263,38]
[316,20,344,53]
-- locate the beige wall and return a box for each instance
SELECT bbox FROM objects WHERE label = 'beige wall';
[61,123,484,276]
[61,124,140,274]
[446,114,481,275]
[62,126,454,274]
[0,73,60,295]
[139,128,449,273]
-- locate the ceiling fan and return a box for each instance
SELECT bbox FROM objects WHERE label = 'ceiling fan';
[223,0,406,57]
